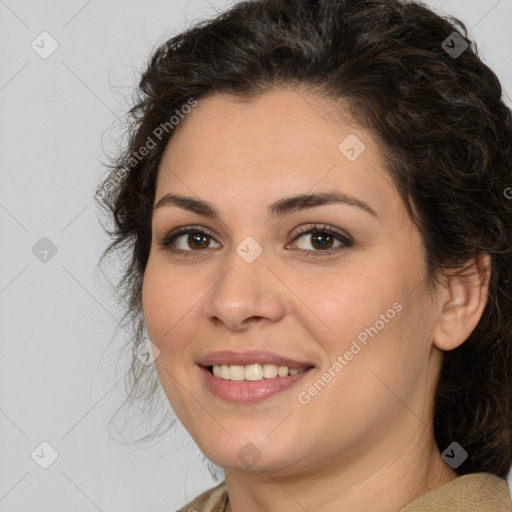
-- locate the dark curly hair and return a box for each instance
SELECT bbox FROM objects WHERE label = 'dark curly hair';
[95,0,512,478]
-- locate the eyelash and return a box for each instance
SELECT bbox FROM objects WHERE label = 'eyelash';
[156,223,353,258]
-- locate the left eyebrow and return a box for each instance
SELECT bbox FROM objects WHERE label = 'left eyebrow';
[153,190,378,219]
[267,191,378,219]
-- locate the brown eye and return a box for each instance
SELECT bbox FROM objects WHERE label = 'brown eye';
[158,227,221,254]
[302,231,337,250]
[157,223,353,258]
[290,224,353,256]
[184,232,211,250]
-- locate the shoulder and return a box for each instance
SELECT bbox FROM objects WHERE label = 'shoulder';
[174,473,511,511]
[175,481,228,512]
[401,472,512,511]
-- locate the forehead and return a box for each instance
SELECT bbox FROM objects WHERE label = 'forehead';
[161,89,362,162]
[154,89,401,222]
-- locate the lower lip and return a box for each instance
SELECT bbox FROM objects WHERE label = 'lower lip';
[200,366,314,403]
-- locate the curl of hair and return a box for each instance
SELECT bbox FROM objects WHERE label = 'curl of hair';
[95,0,512,476]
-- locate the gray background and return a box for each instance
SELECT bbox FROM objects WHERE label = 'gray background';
[1,1,511,510]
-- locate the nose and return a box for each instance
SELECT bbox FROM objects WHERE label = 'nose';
[203,244,286,332]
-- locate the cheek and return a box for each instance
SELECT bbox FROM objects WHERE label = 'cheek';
[141,260,198,414]
[300,266,403,355]
[142,264,166,340]
[141,259,191,354]
[298,274,429,425]
[301,256,432,405]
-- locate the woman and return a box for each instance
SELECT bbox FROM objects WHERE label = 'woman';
[95,0,512,510]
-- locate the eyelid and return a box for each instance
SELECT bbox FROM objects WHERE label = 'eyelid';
[156,223,354,256]
[291,223,353,244]
[157,225,219,249]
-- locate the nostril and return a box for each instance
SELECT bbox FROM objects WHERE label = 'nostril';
[244,316,263,326]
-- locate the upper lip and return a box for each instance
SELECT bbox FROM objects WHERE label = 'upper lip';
[198,350,314,369]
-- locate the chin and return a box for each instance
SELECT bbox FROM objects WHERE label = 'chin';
[196,436,308,474]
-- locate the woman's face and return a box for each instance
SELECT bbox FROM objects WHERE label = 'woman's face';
[142,89,444,474]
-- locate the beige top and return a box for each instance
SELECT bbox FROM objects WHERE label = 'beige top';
[176,472,512,511]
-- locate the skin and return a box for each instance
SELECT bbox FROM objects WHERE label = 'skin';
[141,88,490,512]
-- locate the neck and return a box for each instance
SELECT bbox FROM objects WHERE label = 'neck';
[224,434,458,512]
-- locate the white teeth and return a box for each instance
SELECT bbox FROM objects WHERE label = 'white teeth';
[212,364,230,379]
[245,364,263,381]
[220,364,230,379]
[211,363,307,381]
[263,364,278,379]
[229,365,245,381]
[277,366,289,377]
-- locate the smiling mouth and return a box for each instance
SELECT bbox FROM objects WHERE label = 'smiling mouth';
[199,356,315,403]
[207,363,312,381]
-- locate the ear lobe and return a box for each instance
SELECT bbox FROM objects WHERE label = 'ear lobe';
[433,253,491,352]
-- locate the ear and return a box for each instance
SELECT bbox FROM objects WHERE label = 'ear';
[433,253,491,352]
